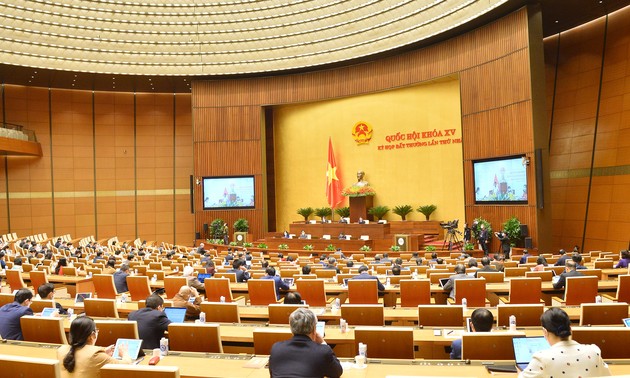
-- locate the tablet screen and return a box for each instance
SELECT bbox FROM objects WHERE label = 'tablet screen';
[113,338,143,360]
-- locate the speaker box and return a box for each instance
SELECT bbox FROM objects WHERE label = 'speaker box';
[203,223,209,233]
[195,232,201,240]
[520,224,529,238]
[524,237,533,249]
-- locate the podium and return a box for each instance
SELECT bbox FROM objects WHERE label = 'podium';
[349,196,374,223]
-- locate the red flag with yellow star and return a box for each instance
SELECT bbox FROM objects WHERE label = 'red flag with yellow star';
[326,137,343,208]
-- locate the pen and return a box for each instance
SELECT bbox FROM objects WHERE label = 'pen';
[447,330,453,335]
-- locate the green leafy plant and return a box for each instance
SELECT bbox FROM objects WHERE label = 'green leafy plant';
[417,205,437,221]
[229,241,239,246]
[297,207,314,222]
[464,242,475,251]
[335,206,350,218]
[243,242,253,248]
[502,216,522,245]
[257,243,268,249]
[210,218,226,239]
[390,245,401,252]
[424,245,436,252]
[359,245,372,252]
[278,244,289,250]
[471,217,493,243]
[325,244,336,251]
[233,218,249,232]
[206,238,223,245]
[368,205,390,221]
[303,244,314,251]
[314,207,332,222]
[392,205,414,221]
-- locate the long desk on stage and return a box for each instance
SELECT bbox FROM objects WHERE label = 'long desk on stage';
[4,339,630,377]
[289,223,391,239]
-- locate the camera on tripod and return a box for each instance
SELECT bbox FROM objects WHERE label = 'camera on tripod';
[440,219,459,230]
[440,219,462,251]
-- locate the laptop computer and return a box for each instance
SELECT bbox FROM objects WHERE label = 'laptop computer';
[74,292,92,304]
[439,278,450,288]
[112,338,144,361]
[282,278,294,286]
[623,318,630,327]
[513,336,549,370]
[197,273,212,283]
[163,307,187,323]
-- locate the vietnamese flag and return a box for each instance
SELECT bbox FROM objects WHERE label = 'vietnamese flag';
[326,137,343,208]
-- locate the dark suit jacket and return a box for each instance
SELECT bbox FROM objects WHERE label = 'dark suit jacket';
[351,273,385,291]
[113,270,129,293]
[554,255,570,266]
[474,265,496,278]
[128,307,171,349]
[443,273,471,298]
[0,302,34,340]
[227,268,250,282]
[553,269,584,290]
[269,334,343,378]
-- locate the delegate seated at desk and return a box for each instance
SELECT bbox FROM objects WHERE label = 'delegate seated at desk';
[552,260,583,290]
[352,265,385,291]
[451,308,494,359]
[443,264,471,299]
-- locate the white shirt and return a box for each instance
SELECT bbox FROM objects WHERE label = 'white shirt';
[519,340,610,378]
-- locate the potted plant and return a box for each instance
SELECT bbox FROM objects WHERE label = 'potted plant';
[297,207,314,223]
[359,245,372,252]
[368,205,390,221]
[325,244,336,251]
[502,216,522,246]
[392,205,414,221]
[314,207,332,222]
[233,218,249,245]
[257,243,268,249]
[417,205,437,221]
[303,244,314,251]
[278,244,289,250]
[464,242,475,251]
[335,206,350,219]
[243,242,253,248]
[424,245,436,252]
[210,218,226,239]
[390,245,401,252]
[471,217,493,247]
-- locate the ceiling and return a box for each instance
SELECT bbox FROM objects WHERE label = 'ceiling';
[0,0,627,93]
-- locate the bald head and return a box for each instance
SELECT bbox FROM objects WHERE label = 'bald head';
[178,285,193,297]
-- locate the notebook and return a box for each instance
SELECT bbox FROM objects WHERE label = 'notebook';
[112,338,143,360]
[74,292,92,304]
[282,278,294,286]
[163,307,187,323]
[513,336,549,370]
[438,278,450,288]
[197,273,212,283]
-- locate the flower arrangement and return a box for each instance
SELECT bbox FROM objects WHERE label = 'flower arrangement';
[325,244,336,251]
[359,245,372,252]
[243,242,253,248]
[278,244,289,250]
[342,185,376,197]
[229,241,239,246]
[303,244,314,251]
[257,243,268,249]
[424,245,436,252]
[389,245,401,252]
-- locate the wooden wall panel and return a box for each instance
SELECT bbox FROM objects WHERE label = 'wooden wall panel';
[192,6,548,246]
[174,95,193,244]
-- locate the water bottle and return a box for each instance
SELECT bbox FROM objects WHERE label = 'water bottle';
[151,274,157,283]
[358,342,367,362]
[67,307,75,320]
[595,295,602,303]
[461,297,467,311]
[340,318,347,333]
[87,272,92,278]
[412,269,418,279]
[121,293,128,303]
[220,296,226,303]
[334,298,341,310]
[509,315,517,331]
[199,312,206,323]
[159,337,169,356]
[386,277,391,287]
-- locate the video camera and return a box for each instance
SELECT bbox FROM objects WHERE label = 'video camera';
[440,219,459,230]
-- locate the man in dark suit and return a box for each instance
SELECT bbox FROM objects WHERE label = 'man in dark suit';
[553,260,584,290]
[478,224,489,256]
[128,294,171,349]
[554,249,570,266]
[351,265,385,291]
[227,259,250,282]
[269,308,343,378]
[474,257,496,278]
[443,264,471,299]
[519,249,531,264]
[0,289,34,340]
[113,263,130,293]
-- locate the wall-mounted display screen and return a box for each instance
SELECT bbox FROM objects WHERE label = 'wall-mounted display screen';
[473,156,527,204]
[203,176,255,209]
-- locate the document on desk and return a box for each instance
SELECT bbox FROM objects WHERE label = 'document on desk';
[243,357,268,369]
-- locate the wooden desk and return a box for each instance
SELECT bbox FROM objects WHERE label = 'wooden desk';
[289,223,391,239]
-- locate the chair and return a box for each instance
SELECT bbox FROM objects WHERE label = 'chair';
[314,269,337,279]
[30,299,55,313]
[164,276,187,299]
[447,278,488,307]
[340,304,384,326]
[461,333,520,360]
[552,276,599,306]
[0,293,14,307]
[476,271,504,283]
[579,302,629,326]
[0,354,60,377]
[20,316,68,344]
[6,270,28,291]
[525,270,553,281]
[496,304,545,327]
[504,267,527,277]
[398,279,432,307]
[126,275,152,301]
[354,326,415,359]
[84,298,119,318]
[101,364,179,378]
[295,279,334,307]
[571,327,630,358]
[146,270,165,280]
[268,304,308,324]
[347,279,379,304]
[418,305,464,327]
[94,320,139,348]
[168,323,223,353]
[602,274,630,303]
[29,270,49,291]
[544,266,565,276]
[62,267,77,276]
[335,273,354,284]
[204,278,245,304]
[499,277,543,304]
[594,260,614,269]
[252,327,293,355]
[214,272,237,283]
[247,279,282,306]
[93,274,118,299]
[199,302,241,323]
[580,269,602,279]
[428,272,452,285]
[86,267,102,276]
